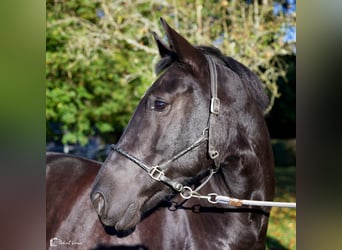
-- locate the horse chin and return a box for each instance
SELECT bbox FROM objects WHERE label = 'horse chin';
[114,202,142,232]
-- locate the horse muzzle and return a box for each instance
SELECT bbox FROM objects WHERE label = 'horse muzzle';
[91,190,142,231]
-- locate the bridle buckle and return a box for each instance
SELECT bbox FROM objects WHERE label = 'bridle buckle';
[210,97,220,115]
[149,165,164,181]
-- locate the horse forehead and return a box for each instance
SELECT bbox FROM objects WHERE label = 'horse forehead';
[152,68,200,95]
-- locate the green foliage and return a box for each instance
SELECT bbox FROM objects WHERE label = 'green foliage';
[46,0,296,145]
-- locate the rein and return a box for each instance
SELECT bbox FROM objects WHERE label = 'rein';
[111,55,296,209]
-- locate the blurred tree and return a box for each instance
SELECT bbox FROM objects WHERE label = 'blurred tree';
[46,0,296,145]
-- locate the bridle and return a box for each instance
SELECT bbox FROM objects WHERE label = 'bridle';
[111,55,296,208]
[111,54,220,193]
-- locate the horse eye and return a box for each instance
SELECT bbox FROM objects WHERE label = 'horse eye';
[153,100,168,111]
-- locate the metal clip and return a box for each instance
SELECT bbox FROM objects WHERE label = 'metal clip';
[207,193,231,204]
[180,186,193,199]
[210,97,220,115]
[215,195,230,204]
[149,166,164,181]
[207,193,218,203]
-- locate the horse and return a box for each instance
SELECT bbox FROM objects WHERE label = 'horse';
[47,18,274,249]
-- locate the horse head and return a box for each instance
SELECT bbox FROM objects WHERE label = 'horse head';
[90,18,274,234]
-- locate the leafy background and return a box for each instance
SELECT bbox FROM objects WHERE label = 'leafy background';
[46,0,295,146]
[46,0,296,249]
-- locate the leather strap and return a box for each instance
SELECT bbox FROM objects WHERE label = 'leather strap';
[205,55,220,171]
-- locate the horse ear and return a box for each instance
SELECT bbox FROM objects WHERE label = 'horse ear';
[151,31,173,58]
[159,17,207,72]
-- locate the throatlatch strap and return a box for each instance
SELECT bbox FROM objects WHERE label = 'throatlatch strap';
[205,55,220,170]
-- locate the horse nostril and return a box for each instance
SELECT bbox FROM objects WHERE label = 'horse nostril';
[92,192,106,216]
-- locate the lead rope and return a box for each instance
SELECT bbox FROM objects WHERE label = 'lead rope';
[181,189,296,208]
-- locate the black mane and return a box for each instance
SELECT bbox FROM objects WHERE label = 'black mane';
[155,46,269,113]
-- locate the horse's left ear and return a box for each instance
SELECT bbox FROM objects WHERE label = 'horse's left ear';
[159,17,207,73]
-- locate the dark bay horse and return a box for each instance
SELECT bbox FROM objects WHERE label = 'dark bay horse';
[47,18,274,249]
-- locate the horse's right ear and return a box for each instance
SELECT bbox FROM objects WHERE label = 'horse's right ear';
[159,17,207,74]
[151,31,173,58]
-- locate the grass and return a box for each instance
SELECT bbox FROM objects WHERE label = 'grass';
[266,166,296,250]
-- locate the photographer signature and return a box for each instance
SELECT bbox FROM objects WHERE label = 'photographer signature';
[50,237,82,247]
